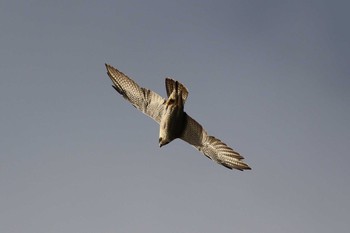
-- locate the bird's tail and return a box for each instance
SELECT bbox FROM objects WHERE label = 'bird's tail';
[165,78,188,103]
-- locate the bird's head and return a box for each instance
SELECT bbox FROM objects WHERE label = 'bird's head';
[159,137,170,148]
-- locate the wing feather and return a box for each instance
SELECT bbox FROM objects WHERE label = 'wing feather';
[105,64,165,123]
[180,114,251,171]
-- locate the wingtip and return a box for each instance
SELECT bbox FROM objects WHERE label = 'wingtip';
[105,63,112,70]
[222,159,251,171]
[238,162,251,171]
[244,166,252,171]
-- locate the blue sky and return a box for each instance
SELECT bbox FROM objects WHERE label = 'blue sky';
[1,1,349,232]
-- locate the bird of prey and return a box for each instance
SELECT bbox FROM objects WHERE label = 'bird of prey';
[105,64,251,171]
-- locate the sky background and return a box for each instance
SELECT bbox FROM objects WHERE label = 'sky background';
[1,0,349,232]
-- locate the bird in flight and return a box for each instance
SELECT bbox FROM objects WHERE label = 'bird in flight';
[105,64,251,171]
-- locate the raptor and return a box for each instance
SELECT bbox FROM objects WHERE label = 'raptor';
[105,64,251,171]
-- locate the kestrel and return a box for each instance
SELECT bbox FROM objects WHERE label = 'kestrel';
[105,64,251,171]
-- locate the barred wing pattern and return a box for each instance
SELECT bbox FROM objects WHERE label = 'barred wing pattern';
[106,64,165,123]
[181,115,251,170]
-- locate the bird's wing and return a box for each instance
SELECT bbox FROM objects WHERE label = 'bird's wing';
[180,114,251,171]
[105,64,165,123]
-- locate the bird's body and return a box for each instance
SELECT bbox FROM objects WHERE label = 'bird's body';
[105,64,251,171]
[159,79,187,147]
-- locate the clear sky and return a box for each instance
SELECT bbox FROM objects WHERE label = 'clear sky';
[1,1,349,232]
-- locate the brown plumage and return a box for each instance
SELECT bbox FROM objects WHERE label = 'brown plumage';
[105,64,251,171]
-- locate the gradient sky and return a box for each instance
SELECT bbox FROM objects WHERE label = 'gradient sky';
[1,1,349,232]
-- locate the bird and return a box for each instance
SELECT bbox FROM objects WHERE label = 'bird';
[105,64,251,171]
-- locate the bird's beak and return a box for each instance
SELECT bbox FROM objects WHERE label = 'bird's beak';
[159,138,168,148]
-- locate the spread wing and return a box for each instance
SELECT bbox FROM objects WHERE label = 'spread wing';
[180,114,251,171]
[105,64,165,123]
